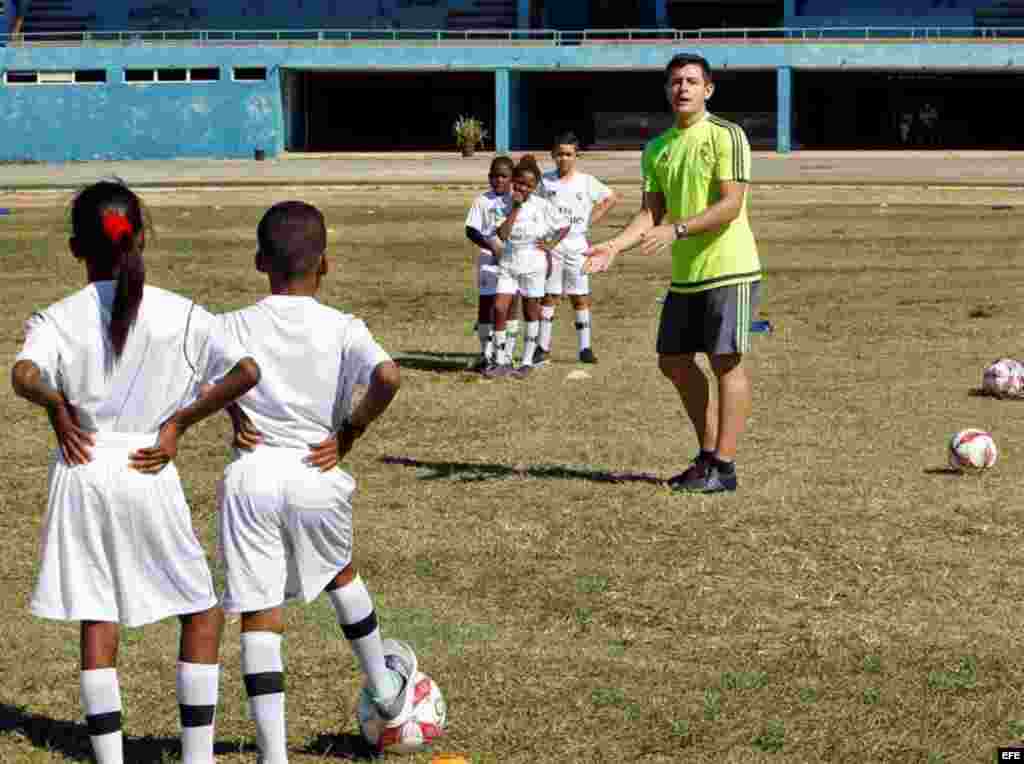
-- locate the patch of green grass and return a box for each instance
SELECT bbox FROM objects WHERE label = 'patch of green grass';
[863,655,882,673]
[863,687,881,705]
[928,656,977,691]
[608,639,628,657]
[573,606,594,629]
[302,598,498,656]
[414,557,435,578]
[591,687,626,708]
[752,720,785,753]
[798,687,817,704]
[576,574,610,594]
[1008,720,1024,738]
[926,753,945,764]
[623,702,642,721]
[721,670,768,690]
[703,688,722,721]
[671,719,691,741]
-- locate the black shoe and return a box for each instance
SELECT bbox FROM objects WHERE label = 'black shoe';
[667,452,712,490]
[533,347,549,366]
[578,348,598,364]
[471,354,491,372]
[671,460,737,494]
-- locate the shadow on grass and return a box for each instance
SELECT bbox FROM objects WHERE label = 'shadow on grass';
[303,731,379,760]
[393,351,478,373]
[967,387,1024,400]
[382,455,664,485]
[924,467,966,476]
[0,702,259,762]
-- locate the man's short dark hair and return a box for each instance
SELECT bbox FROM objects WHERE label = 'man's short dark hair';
[553,131,579,149]
[665,53,713,84]
[257,201,326,278]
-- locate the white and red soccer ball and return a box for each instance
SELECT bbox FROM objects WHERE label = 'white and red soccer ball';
[948,428,997,472]
[357,671,447,754]
[982,358,1024,398]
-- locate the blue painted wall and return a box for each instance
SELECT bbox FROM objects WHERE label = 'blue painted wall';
[0,46,283,160]
[2,39,1022,160]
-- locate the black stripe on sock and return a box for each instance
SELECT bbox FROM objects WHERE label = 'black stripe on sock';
[179,704,216,728]
[244,671,285,698]
[86,711,122,737]
[575,321,590,330]
[342,610,378,641]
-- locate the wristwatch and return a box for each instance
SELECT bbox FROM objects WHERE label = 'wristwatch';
[674,222,689,240]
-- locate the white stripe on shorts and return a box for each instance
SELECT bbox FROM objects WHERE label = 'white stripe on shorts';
[736,282,751,354]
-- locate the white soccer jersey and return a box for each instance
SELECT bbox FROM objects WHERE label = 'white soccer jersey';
[499,193,568,275]
[16,282,245,432]
[465,190,508,256]
[218,296,391,451]
[18,281,247,627]
[540,170,612,263]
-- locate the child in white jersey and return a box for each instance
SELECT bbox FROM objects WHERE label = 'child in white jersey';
[485,155,570,379]
[11,180,261,764]
[214,201,415,763]
[537,132,618,365]
[464,156,512,369]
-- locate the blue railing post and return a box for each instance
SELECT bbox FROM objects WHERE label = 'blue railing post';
[777,66,792,154]
[495,69,511,153]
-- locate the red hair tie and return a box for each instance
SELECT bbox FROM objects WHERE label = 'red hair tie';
[102,211,134,242]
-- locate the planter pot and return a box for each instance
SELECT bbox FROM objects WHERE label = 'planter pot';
[461,146,476,157]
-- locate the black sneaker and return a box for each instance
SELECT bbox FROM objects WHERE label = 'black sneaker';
[578,348,598,364]
[667,452,712,490]
[471,354,491,372]
[532,347,549,366]
[672,461,737,494]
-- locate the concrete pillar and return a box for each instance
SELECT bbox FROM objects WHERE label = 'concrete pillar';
[496,68,525,152]
[517,0,530,29]
[493,68,512,151]
[777,66,792,153]
[656,0,669,27]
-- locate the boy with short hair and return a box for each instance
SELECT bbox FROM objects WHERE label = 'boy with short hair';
[216,201,415,763]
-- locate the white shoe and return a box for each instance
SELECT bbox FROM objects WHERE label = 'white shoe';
[375,639,419,725]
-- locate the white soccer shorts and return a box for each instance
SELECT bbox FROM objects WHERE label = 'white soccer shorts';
[31,432,218,628]
[544,256,590,297]
[496,265,545,299]
[478,253,500,297]
[218,447,357,613]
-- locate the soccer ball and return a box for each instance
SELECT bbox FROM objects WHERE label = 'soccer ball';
[948,429,997,472]
[357,671,447,754]
[982,358,1024,398]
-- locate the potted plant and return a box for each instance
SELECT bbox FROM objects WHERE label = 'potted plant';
[453,115,488,157]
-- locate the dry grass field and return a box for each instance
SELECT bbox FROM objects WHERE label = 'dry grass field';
[2,181,1024,764]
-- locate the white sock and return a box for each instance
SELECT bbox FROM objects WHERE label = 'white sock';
[575,309,592,352]
[328,576,399,703]
[506,319,520,361]
[177,662,219,764]
[81,668,123,764]
[477,322,493,358]
[493,330,509,366]
[521,321,540,367]
[241,632,288,764]
[539,305,555,352]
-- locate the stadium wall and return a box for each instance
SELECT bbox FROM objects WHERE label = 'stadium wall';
[1,39,1022,160]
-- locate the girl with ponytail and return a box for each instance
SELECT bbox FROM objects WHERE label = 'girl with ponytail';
[12,180,261,764]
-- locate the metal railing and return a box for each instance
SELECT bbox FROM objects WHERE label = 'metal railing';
[2,26,1024,46]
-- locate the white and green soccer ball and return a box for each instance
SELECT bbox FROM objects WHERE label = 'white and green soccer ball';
[948,428,997,472]
[357,671,447,754]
